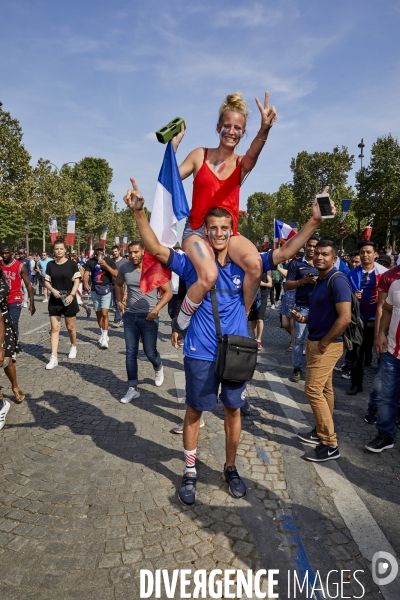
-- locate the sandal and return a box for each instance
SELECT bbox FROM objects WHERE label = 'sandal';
[13,389,25,403]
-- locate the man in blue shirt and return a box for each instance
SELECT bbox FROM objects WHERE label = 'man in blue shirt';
[286,235,320,382]
[37,251,54,303]
[293,240,352,462]
[124,179,334,504]
[347,241,387,395]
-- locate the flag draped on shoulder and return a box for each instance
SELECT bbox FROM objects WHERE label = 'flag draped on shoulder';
[273,218,296,247]
[140,141,190,294]
[65,210,76,247]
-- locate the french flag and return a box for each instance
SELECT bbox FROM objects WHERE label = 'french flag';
[273,218,296,247]
[140,141,190,293]
[49,217,58,243]
[65,210,76,247]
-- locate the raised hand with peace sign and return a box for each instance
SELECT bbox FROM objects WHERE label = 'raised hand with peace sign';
[255,91,277,133]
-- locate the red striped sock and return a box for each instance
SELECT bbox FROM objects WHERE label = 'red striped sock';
[177,295,202,330]
[184,448,197,474]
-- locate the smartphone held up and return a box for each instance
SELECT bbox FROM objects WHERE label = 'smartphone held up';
[316,193,334,219]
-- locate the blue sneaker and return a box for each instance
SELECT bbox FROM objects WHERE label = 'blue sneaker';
[224,464,246,498]
[178,472,197,505]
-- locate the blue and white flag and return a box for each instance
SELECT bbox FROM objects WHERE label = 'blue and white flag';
[140,141,189,293]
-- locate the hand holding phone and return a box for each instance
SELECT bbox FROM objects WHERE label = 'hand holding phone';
[316,193,334,219]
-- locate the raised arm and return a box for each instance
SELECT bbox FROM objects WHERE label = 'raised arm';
[271,187,334,266]
[123,178,171,264]
[240,91,277,178]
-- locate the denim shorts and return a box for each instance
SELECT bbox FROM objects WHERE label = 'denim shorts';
[91,291,112,312]
[184,356,247,411]
[181,218,207,242]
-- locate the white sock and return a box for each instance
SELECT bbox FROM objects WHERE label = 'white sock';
[177,296,202,330]
[100,328,103,336]
[184,447,197,475]
[103,329,108,337]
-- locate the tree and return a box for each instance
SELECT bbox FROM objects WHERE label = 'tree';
[290,146,355,239]
[0,109,33,242]
[354,134,400,247]
[245,192,277,245]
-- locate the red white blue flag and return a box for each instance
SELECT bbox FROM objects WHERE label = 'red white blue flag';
[65,210,76,247]
[140,141,189,294]
[274,218,296,246]
[48,217,58,243]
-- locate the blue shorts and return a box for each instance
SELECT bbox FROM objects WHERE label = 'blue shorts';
[184,356,247,411]
[181,218,207,241]
[91,291,112,312]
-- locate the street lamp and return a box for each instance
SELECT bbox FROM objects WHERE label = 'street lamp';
[357,138,365,242]
[392,215,399,253]
[24,220,30,255]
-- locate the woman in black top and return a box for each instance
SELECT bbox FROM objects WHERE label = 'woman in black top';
[44,239,81,370]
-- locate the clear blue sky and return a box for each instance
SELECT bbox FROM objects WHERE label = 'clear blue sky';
[1,0,399,217]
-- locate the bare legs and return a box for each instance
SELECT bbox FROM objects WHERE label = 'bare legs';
[181,236,218,303]
[250,319,264,341]
[227,236,263,312]
[50,315,77,357]
[183,404,241,468]
[95,309,109,332]
[4,362,24,401]
[281,315,294,349]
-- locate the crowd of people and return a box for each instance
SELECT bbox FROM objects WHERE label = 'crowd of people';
[0,90,399,509]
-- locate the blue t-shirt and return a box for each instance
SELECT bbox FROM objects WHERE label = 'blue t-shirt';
[348,265,383,321]
[166,249,274,361]
[38,257,53,275]
[286,257,319,307]
[308,268,352,342]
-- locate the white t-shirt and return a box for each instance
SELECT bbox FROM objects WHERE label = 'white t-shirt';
[385,279,400,358]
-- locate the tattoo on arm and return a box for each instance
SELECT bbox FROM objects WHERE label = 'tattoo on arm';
[193,242,205,259]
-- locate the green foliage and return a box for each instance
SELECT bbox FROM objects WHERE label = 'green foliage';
[290,146,355,229]
[354,134,400,247]
[245,192,277,244]
[0,109,34,242]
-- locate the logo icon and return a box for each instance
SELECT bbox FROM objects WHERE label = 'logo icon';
[372,551,398,586]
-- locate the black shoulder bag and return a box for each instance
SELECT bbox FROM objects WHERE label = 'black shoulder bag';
[210,288,258,383]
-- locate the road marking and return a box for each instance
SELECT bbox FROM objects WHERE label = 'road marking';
[20,322,49,336]
[263,365,400,600]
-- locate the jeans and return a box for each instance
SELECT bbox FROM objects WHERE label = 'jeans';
[123,312,162,387]
[292,306,309,370]
[376,352,400,439]
[112,287,122,322]
[368,362,381,412]
[8,302,22,340]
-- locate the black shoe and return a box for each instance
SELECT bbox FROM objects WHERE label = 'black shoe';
[291,368,302,383]
[364,409,377,424]
[346,385,363,395]
[304,443,340,462]
[240,399,252,417]
[224,464,246,498]
[365,433,394,453]
[171,317,188,338]
[297,427,321,445]
[178,472,197,505]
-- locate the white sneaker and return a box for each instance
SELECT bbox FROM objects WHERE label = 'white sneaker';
[68,345,77,359]
[46,355,58,370]
[172,415,205,434]
[100,336,109,349]
[0,400,10,430]
[120,387,140,403]
[22,302,28,308]
[270,304,276,310]
[154,366,164,387]
[42,298,48,303]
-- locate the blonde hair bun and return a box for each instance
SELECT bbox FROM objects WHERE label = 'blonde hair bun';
[219,92,249,124]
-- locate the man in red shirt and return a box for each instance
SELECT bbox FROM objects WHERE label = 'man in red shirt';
[0,244,35,342]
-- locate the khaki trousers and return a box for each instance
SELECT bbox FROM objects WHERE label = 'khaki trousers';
[304,340,344,447]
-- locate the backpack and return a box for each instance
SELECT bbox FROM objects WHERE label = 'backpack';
[327,271,364,351]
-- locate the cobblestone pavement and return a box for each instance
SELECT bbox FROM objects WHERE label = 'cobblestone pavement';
[0,295,398,599]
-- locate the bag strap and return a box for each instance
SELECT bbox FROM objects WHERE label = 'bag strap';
[210,287,223,341]
[327,271,346,303]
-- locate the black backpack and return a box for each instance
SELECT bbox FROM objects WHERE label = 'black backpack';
[327,271,364,351]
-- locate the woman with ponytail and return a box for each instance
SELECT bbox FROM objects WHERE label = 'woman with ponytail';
[171,91,277,334]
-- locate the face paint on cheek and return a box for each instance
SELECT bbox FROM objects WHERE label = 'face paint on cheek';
[219,127,228,141]
[207,230,215,244]
[224,231,230,242]
[236,129,243,140]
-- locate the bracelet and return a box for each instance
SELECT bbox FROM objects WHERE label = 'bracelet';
[257,138,268,143]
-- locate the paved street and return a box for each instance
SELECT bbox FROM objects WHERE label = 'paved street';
[0,295,399,599]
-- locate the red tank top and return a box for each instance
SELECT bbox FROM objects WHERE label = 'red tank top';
[0,259,23,304]
[189,149,241,234]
